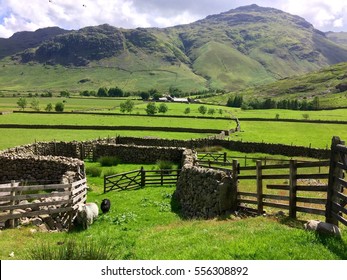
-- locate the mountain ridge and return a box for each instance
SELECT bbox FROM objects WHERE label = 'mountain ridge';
[1,4,347,92]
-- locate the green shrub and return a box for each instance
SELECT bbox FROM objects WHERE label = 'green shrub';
[156,160,174,170]
[102,168,116,178]
[98,156,120,167]
[86,166,102,177]
[27,239,116,260]
[55,102,64,112]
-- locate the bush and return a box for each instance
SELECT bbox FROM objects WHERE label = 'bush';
[145,102,158,115]
[102,168,116,178]
[98,156,120,167]
[55,102,64,112]
[86,166,102,177]
[156,160,174,170]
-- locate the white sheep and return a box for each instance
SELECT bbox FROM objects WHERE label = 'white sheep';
[75,202,99,229]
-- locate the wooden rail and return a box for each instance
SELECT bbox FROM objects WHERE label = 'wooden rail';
[230,158,331,220]
[326,137,347,226]
[104,168,180,193]
[0,178,87,228]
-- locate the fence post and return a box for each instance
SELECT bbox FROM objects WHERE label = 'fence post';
[103,175,107,194]
[9,180,16,228]
[256,160,263,215]
[244,155,247,167]
[224,152,227,165]
[161,169,164,186]
[80,143,84,160]
[232,160,239,209]
[68,183,73,231]
[326,136,343,225]
[289,160,297,219]
[141,167,146,188]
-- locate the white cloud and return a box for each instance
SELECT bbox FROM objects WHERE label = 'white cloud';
[333,18,344,28]
[281,0,347,31]
[0,0,347,38]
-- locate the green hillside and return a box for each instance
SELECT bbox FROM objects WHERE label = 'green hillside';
[1,4,347,94]
[203,62,347,108]
[326,32,347,48]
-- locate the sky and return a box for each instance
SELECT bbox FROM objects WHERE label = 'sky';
[0,0,347,38]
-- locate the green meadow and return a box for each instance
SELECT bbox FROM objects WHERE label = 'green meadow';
[1,161,346,260]
[1,98,347,260]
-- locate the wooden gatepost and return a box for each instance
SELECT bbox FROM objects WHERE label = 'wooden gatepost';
[326,136,347,226]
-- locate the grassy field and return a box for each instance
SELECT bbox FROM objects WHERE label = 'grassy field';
[225,108,347,121]
[1,161,346,260]
[1,98,346,260]
[0,61,208,94]
[0,129,211,150]
[233,121,347,149]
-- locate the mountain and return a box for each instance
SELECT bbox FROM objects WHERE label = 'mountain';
[326,32,347,48]
[0,27,69,60]
[1,4,347,93]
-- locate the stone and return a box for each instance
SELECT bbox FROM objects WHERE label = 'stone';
[38,223,49,232]
[304,220,341,237]
[31,217,43,226]
[41,216,56,230]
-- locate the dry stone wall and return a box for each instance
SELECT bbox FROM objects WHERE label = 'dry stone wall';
[174,149,237,219]
[94,144,185,164]
[0,154,84,183]
[115,136,330,159]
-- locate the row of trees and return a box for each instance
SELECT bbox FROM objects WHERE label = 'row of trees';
[17,97,64,112]
[80,87,224,99]
[226,95,320,111]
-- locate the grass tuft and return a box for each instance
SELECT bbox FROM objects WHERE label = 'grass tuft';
[98,156,120,167]
[27,239,117,260]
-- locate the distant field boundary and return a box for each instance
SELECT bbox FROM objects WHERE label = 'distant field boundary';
[238,118,347,125]
[12,110,234,121]
[0,124,223,134]
[11,111,347,124]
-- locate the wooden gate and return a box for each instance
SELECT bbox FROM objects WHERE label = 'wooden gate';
[326,136,347,226]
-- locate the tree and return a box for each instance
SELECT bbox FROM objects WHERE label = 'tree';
[140,91,150,100]
[108,87,124,97]
[311,96,320,110]
[184,107,191,114]
[30,98,40,111]
[60,91,70,98]
[158,103,168,114]
[302,113,309,120]
[97,87,108,97]
[226,95,243,108]
[119,100,135,114]
[198,105,207,115]
[17,97,27,111]
[145,102,157,115]
[45,103,53,112]
[152,93,163,101]
[55,102,65,112]
[207,108,215,116]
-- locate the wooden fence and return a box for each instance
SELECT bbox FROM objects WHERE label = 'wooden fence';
[234,160,330,219]
[197,152,310,168]
[197,137,347,227]
[0,178,87,229]
[326,137,347,226]
[104,168,180,193]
